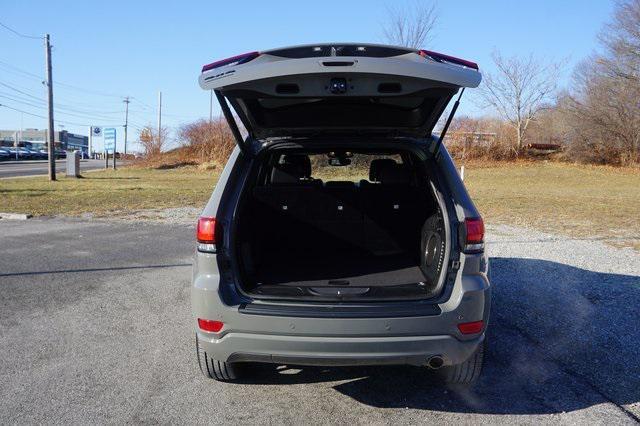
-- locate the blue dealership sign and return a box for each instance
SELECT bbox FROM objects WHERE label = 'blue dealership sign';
[104,127,116,153]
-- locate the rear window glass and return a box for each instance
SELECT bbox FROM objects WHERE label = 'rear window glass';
[309,153,403,182]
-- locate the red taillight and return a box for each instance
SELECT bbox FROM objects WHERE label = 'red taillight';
[464,217,485,252]
[458,320,484,335]
[197,217,217,253]
[198,318,224,332]
[419,49,479,70]
[201,51,260,72]
[465,217,484,244]
[197,216,216,243]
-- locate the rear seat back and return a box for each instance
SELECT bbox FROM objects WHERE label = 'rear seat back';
[252,155,431,256]
[361,160,426,253]
[253,155,321,250]
[314,181,363,251]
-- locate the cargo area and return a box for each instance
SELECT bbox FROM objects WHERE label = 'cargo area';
[234,148,448,302]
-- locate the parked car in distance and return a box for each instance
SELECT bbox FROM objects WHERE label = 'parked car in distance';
[192,43,490,386]
[0,148,10,160]
[7,147,32,159]
[26,148,46,159]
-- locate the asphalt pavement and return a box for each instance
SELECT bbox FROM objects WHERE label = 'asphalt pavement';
[0,217,638,424]
[0,159,106,178]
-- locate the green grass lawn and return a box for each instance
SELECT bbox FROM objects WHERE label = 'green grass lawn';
[1,161,638,248]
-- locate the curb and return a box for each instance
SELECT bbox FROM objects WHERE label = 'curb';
[0,212,33,220]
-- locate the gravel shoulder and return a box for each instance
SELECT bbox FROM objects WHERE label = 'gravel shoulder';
[0,218,638,424]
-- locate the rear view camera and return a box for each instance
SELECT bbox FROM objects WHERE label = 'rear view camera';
[329,78,347,94]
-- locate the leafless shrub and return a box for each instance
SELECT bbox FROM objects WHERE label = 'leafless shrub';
[446,115,518,161]
[382,1,438,48]
[178,117,235,165]
[138,125,169,158]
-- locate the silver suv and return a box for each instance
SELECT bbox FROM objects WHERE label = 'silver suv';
[192,44,490,386]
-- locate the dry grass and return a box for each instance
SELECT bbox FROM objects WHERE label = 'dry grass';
[0,167,217,217]
[462,161,640,248]
[2,161,638,249]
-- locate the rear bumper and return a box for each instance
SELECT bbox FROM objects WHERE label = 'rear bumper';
[192,251,491,367]
[197,330,485,367]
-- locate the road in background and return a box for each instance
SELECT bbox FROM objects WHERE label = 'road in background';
[0,159,105,179]
[0,218,638,424]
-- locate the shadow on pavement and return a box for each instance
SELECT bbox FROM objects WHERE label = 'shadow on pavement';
[236,258,640,417]
[0,263,191,277]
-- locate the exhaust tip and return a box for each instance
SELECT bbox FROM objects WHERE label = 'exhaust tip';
[427,355,444,370]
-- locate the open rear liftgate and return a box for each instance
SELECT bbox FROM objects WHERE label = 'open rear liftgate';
[200,43,481,152]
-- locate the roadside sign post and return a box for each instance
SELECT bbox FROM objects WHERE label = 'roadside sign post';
[103,127,116,170]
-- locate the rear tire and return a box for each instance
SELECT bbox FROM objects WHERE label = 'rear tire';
[196,334,240,381]
[440,340,484,386]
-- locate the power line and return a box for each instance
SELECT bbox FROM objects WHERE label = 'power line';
[0,103,113,127]
[0,81,42,101]
[129,97,156,111]
[0,59,128,99]
[0,80,153,120]
[0,60,43,80]
[0,21,41,40]
[0,60,202,121]
[55,80,127,99]
[0,92,131,123]
[0,78,140,116]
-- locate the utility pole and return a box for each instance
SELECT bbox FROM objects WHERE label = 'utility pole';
[88,126,92,158]
[123,96,130,156]
[45,33,56,181]
[18,112,23,160]
[209,89,213,123]
[157,91,162,150]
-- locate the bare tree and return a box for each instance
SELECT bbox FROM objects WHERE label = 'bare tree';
[598,0,640,83]
[478,51,559,153]
[382,1,438,48]
[564,0,640,164]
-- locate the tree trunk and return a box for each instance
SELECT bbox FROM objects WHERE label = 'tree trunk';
[516,122,523,154]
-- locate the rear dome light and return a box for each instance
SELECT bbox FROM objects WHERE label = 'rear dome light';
[197,216,217,253]
[464,217,485,253]
[458,320,484,335]
[198,318,224,333]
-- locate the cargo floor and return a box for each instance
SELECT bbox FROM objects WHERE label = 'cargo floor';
[253,253,427,288]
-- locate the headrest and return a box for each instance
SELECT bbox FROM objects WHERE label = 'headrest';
[377,162,411,185]
[271,154,312,184]
[369,159,397,182]
[281,154,311,178]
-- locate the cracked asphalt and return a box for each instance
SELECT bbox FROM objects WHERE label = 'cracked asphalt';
[0,218,638,424]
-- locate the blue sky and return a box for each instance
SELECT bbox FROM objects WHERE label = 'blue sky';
[1,0,614,152]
